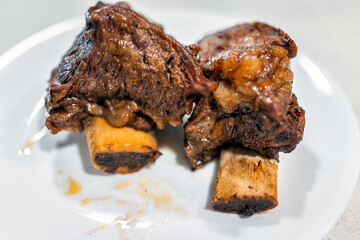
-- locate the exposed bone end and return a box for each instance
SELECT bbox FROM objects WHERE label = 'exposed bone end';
[84,117,160,174]
[212,147,278,216]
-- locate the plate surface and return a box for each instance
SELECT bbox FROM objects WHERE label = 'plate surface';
[0,7,359,240]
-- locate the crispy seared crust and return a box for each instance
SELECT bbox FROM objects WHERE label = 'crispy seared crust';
[84,117,160,173]
[45,2,216,134]
[212,147,278,216]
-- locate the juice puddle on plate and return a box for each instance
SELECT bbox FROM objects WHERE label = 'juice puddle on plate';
[66,176,82,195]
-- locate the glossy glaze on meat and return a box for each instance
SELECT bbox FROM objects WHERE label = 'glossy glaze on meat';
[45,2,216,134]
[185,94,305,169]
[210,45,293,130]
[196,22,297,64]
[185,23,305,169]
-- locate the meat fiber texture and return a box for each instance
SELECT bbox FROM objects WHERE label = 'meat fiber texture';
[45,1,215,134]
[185,23,305,169]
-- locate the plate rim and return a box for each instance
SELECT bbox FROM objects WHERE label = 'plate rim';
[1,14,359,239]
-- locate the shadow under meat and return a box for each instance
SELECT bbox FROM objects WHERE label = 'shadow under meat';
[204,157,220,211]
[48,132,109,176]
[155,124,191,170]
[238,144,319,227]
[276,144,319,218]
[197,144,319,236]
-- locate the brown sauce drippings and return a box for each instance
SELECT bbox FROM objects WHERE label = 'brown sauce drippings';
[116,199,129,205]
[87,212,136,239]
[66,176,82,195]
[18,127,47,156]
[19,141,34,156]
[80,196,112,206]
[116,177,187,214]
[140,192,171,209]
[116,180,133,191]
[84,176,188,238]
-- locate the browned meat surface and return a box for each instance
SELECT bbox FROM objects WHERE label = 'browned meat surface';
[185,23,305,169]
[185,95,305,169]
[210,45,293,131]
[196,22,297,64]
[45,2,216,134]
[195,23,298,131]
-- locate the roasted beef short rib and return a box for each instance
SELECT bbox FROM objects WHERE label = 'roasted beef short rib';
[185,23,305,169]
[45,2,216,134]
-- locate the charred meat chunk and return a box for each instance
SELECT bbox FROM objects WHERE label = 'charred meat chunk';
[185,23,305,169]
[196,22,297,64]
[185,94,305,169]
[210,45,293,131]
[196,22,298,130]
[45,2,216,134]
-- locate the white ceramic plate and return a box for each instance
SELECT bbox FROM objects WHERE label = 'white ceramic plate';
[0,7,359,240]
